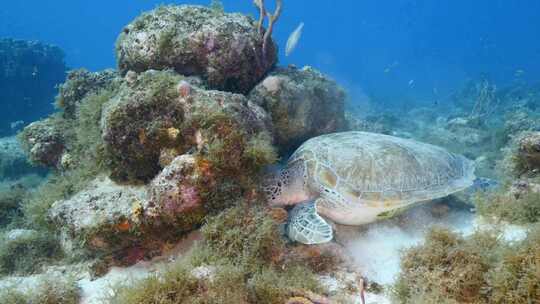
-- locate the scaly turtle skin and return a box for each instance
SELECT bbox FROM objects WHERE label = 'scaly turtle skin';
[264,131,475,244]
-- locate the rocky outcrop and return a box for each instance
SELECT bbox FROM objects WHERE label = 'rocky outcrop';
[146,155,206,228]
[49,176,150,257]
[17,116,67,168]
[55,69,120,118]
[249,66,346,153]
[515,131,540,174]
[102,69,270,183]
[115,5,277,94]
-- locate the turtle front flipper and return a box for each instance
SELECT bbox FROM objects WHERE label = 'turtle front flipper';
[287,201,333,244]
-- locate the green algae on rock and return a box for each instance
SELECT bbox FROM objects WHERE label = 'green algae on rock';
[101,69,272,183]
[18,115,68,168]
[0,229,63,276]
[55,69,120,119]
[110,203,327,304]
[392,226,540,304]
[0,275,80,304]
[115,5,277,94]
[511,131,540,176]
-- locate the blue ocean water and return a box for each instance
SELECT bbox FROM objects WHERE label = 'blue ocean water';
[2,0,539,105]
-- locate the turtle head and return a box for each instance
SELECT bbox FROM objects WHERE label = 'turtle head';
[263,162,310,206]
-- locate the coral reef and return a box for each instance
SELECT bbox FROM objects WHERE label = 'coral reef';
[18,70,122,170]
[476,189,540,224]
[100,70,190,182]
[115,5,277,94]
[0,39,67,136]
[249,66,346,153]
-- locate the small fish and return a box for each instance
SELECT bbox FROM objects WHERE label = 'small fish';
[285,22,304,57]
[408,79,415,87]
[514,69,524,77]
[383,61,399,73]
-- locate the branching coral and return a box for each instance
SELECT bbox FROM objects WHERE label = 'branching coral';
[254,0,283,59]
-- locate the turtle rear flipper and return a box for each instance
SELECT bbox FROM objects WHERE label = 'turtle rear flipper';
[287,202,333,244]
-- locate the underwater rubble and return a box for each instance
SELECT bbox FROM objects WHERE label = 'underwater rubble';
[0,38,67,137]
[1,2,539,304]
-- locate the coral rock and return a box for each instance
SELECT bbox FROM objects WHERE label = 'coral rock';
[55,69,120,118]
[116,5,277,94]
[147,155,206,227]
[101,70,270,183]
[18,117,66,168]
[249,66,346,153]
[49,176,149,253]
[101,70,191,182]
[516,131,540,174]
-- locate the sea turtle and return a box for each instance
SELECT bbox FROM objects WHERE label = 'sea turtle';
[263,131,476,244]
